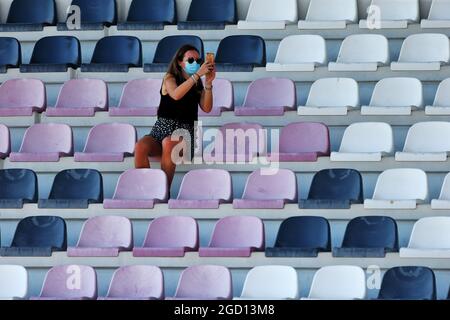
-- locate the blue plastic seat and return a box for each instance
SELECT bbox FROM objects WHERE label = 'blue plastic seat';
[117,0,176,30]
[38,169,103,208]
[215,35,266,72]
[0,216,67,256]
[332,216,398,257]
[144,35,204,72]
[0,169,37,208]
[178,0,236,30]
[299,169,363,209]
[0,0,55,32]
[378,267,436,300]
[265,216,331,257]
[58,0,117,30]
[0,37,21,73]
[81,36,142,72]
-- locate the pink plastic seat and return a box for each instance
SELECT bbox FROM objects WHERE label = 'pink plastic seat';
[0,79,46,116]
[74,123,137,162]
[133,216,199,257]
[0,124,10,159]
[46,79,108,117]
[67,216,133,257]
[9,123,73,162]
[234,78,296,116]
[198,79,234,116]
[199,216,265,257]
[233,169,298,209]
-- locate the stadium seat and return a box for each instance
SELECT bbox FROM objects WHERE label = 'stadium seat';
[117,0,176,30]
[38,169,103,208]
[104,169,168,209]
[431,173,450,209]
[267,122,330,162]
[199,216,264,257]
[133,216,199,257]
[74,123,136,162]
[331,122,394,161]
[266,35,326,72]
[58,0,116,30]
[178,0,236,30]
[20,36,81,72]
[0,124,10,159]
[31,265,97,300]
[233,169,297,209]
[425,78,450,115]
[265,216,331,257]
[299,169,363,209]
[235,266,298,300]
[328,34,389,71]
[237,0,297,29]
[198,78,234,116]
[0,265,27,300]
[298,0,357,29]
[0,0,55,31]
[215,35,266,72]
[0,216,66,256]
[298,78,359,115]
[364,168,428,209]
[68,216,132,257]
[378,267,436,300]
[0,37,21,73]
[359,0,419,29]
[81,36,142,72]
[46,79,108,117]
[166,265,232,300]
[168,169,232,209]
[421,0,450,28]
[361,78,423,115]
[9,124,73,162]
[0,79,46,116]
[332,216,399,257]
[234,78,296,116]
[109,79,162,117]
[0,169,37,208]
[98,266,164,300]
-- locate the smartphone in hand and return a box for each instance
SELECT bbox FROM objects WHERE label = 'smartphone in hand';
[206,52,215,64]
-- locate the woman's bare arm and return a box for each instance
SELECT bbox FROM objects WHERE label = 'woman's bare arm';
[163,74,198,101]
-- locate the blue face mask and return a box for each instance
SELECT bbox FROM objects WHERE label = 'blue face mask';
[184,61,200,76]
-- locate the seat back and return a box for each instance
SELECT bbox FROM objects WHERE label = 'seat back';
[245,0,297,22]
[0,78,46,109]
[126,0,175,24]
[153,35,204,63]
[143,216,198,249]
[433,78,450,107]
[209,216,264,249]
[55,79,107,109]
[7,0,55,24]
[407,217,450,249]
[242,169,297,201]
[83,123,136,154]
[243,77,296,108]
[0,265,28,299]
[370,0,419,21]
[306,0,357,22]
[0,124,10,155]
[0,169,37,202]
[0,37,21,68]
[118,79,162,109]
[29,36,80,67]
[49,169,103,202]
[339,122,393,153]
[370,78,423,107]
[398,34,449,63]
[216,35,266,66]
[306,78,359,107]
[177,169,232,201]
[372,169,428,201]
[19,123,73,154]
[336,34,389,64]
[113,169,167,201]
[90,36,142,67]
[403,122,450,153]
[70,0,116,25]
[274,35,326,65]
[187,0,236,23]
[279,122,329,155]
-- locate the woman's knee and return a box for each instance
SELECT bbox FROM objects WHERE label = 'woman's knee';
[135,140,150,156]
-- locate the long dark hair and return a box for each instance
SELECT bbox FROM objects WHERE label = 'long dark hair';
[167,45,200,84]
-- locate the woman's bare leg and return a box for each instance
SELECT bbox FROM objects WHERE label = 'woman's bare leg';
[134,136,162,168]
[161,136,185,188]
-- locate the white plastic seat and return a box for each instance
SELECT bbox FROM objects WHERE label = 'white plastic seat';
[266,35,326,72]
[364,168,428,209]
[421,0,450,28]
[425,78,450,115]
[331,122,393,161]
[359,0,419,29]
[298,0,357,29]
[361,78,423,115]
[237,0,298,30]
[0,265,28,300]
[431,173,450,209]
[400,217,450,258]
[328,34,389,71]
[395,122,450,161]
[298,78,359,115]
[234,266,298,300]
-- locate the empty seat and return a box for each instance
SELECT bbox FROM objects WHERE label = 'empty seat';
[426,78,450,115]
[431,173,450,209]
[0,169,37,208]
[198,78,234,116]
[328,34,389,71]
[98,266,164,300]
[74,123,136,162]
[233,169,297,209]
[215,36,266,72]
[133,216,198,257]
[359,0,419,29]
[235,266,298,300]
[68,216,132,257]
[20,36,81,73]
[104,169,168,209]
[0,79,46,116]
[298,78,359,115]
[0,0,55,31]
[265,216,331,257]
[378,267,436,300]
[167,265,232,300]
[238,0,297,29]
[331,122,394,161]
[364,168,427,209]
[421,0,450,28]
[178,0,236,30]
[9,124,73,162]
[0,216,66,256]
[31,265,97,300]
[333,216,398,257]
[81,36,142,72]
[109,79,161,117]
[0,265,27,300]
[199,216,264,257]
[299,169,363,209]
[38,169,103,208]
[267,122,330,162]
[235,78,296,116]
[298,0,357,29]
[117,0,176,30]
[0,37,21,73]
[361,78,423,115]
[169,169,231,209]
[58,0,116,30]
[0,124,10,159]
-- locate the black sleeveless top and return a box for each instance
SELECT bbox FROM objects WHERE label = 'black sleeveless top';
[157,74,203,124]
